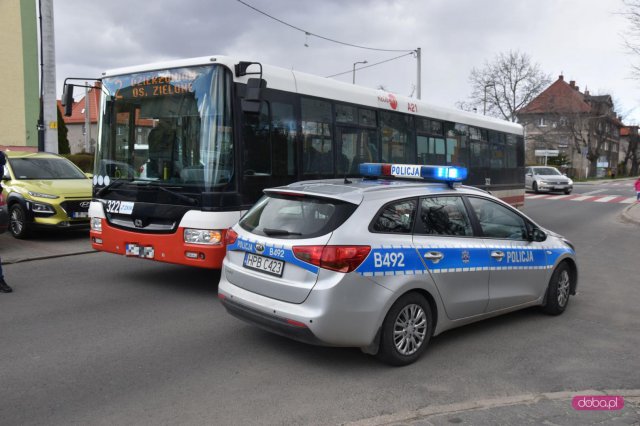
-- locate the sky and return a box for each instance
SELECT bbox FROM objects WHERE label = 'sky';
[53,0,640,124]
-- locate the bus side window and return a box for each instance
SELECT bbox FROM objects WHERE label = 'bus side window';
[242,102,271,176]
[302,98,333,175]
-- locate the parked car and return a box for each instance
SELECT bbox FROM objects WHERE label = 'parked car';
[218,163,578,365]
[0,192,8,235]
[1,151,92,238]
[525,166,573,194]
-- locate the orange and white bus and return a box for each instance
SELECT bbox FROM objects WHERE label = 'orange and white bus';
[71,55,524,269]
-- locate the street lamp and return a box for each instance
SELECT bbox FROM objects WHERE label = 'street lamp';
[483,83,495,115]
[352,60,368,84]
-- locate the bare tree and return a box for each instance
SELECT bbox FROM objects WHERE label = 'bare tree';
[622,0,640,78]
[459,50,551,122]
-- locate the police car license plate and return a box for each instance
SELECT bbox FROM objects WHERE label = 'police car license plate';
[125,243,154,259]
[243,253,284,277]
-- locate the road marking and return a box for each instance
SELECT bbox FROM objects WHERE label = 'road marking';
[526,194,550,199]
[570,195,594,201]
[545,195,573,200]
[594,196,618,203]
[620,197,637,204]
[582,189,607,195]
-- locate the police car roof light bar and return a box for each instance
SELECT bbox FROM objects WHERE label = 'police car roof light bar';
[359,163,467,187]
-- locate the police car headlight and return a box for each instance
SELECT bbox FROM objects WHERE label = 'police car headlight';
[30,202,55,213]
[28,191,59,199]
[90,217,102,232]
[184,229,222,245]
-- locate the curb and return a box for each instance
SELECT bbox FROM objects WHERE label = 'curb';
[345,389,640,426]
[621,203,640,226]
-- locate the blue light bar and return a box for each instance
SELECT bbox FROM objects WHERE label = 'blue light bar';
[359,163,468,182]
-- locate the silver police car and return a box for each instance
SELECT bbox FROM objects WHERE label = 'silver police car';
[218,164,578,366]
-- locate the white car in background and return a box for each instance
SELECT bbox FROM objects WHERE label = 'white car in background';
[525,166,573,194]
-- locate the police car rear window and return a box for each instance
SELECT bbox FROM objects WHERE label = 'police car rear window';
[239,194,358,239]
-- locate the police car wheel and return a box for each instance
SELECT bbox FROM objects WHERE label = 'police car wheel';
[542,262,572,315]
[377,292,433,366]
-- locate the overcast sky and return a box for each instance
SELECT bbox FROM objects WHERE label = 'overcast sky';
[53,0,640,123]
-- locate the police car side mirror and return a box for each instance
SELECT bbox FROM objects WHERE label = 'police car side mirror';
[529,228,547,242]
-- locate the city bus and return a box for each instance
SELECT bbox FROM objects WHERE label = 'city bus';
[71,55,524,269]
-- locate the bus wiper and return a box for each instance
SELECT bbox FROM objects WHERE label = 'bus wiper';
[262,228,302,236]
[96,178,128,197]
[144,182,199,206]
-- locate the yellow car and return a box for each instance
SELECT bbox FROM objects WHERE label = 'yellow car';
[1,151,92,239]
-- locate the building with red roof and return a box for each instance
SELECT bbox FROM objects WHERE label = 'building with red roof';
[517,75,623,179]
[57,85,101,154]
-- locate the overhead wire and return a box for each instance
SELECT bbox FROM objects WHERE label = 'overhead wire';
[235,0,415,53]
[325,52,415,78]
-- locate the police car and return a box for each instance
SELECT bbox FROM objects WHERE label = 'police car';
[218,164,578,366]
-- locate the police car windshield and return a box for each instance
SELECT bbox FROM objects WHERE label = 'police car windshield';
[239,194,357,239]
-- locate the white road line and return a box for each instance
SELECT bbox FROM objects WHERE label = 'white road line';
[570,196,592,201]
[620,197,638,204]
[594,196,617,203]
[525,194,549,199]
[545,195,573,200]
[582,189,607,195]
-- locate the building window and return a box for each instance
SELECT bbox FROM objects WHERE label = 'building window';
[538,117,547,127]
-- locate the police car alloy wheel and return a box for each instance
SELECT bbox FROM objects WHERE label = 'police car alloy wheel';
[542,262,573,315]
[377,292,433,366]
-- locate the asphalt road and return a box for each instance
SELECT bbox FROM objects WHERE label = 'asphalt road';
[0,180,638,425]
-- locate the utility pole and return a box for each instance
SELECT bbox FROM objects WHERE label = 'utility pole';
[416,47,421,100]
[40,0,58,153]
[84,83,91,153]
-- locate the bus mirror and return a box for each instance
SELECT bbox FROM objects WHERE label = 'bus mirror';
[241,78,266,114]
[62,84,74,116]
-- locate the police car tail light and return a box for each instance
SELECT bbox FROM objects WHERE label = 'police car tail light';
[293,245,371,273]
[224,228,238,246]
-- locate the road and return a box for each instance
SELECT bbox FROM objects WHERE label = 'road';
[0,180,639,425]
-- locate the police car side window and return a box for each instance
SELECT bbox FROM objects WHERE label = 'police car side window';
[467,197,528,240]
[417,196,473,236]
[371,199,417,233]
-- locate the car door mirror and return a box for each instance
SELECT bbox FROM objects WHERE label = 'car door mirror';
[529,227,547,242]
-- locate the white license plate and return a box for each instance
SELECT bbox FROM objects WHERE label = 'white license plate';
[243,253,284,277]
[126,243,154,259]
[72,212,89,218]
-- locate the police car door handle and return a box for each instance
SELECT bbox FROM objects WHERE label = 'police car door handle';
[491,251,505,261]
[423,251,444,264]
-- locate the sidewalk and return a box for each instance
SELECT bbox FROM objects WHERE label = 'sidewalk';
[0,229,94,265]
[347,390,640,425]
[622,202,640,226]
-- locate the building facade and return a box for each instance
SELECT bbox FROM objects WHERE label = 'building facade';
[517,75,623,179]
[0,0,39,152]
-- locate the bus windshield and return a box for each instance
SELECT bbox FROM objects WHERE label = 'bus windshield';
[96,64,233,194]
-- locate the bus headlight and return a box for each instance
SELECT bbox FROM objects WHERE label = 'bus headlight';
[184,229,222,245]
[91,217,102,232]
